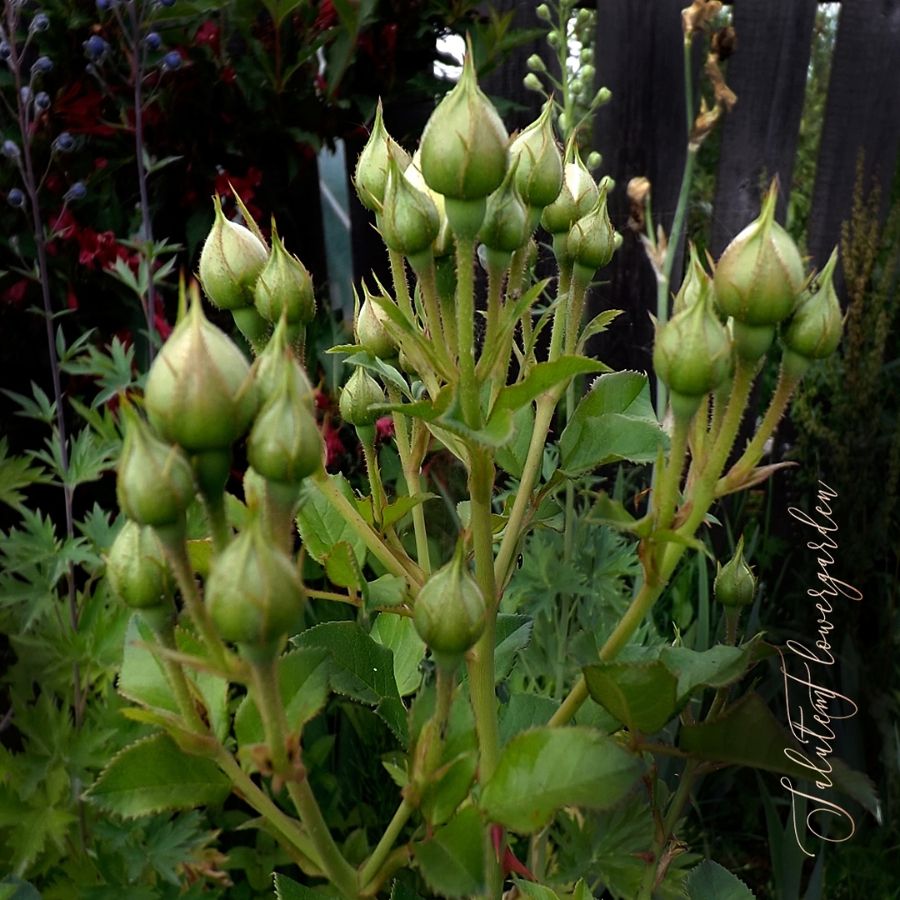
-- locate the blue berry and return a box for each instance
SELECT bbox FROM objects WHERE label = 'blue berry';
[84,35,109,62]
[96,0,114,9]
[160,50,181,71]
[20,86,32,105]
[29,13,50,33]
[64,181,87,202]
[144,32,162,51]
[31,56,53,75]
[7,188,25,208]
[52,131,75,153]
[158,0,175,7]
[34,91,51,111]
[0,41,10,61]
[2,140,20,159]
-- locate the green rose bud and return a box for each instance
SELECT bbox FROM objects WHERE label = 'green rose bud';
[782,247,843,362]
[253,314,315,409]
[509,99,564,212]
[380,148,441,259]
[653,278,733,419]
[117,405,195,528]
[206,515,304,651]
[714,537,757,608]
[198,195,268,311]
[714,183,805,329]
[357,292,398,359]
[540,148,598,235]
[106,519,174,610]
[253,224,315,326]
[144,286,259,452]
[568,178,620,274]
[353,99,411,213]
[419,48,509,204]
[339,367,385,427]
[248,363,323,485]
[672,244,711,316]
[478,158,529,258]
[404,151,453,258]
[413,543,486,670]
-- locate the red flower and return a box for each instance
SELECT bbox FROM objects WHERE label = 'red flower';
[66,287,79,311]
[375,415,394,443]
[153,309,173,340]
[322,419,346,469]
[195,20,221,53]
[77,228,129,270]
[1,278,30,308]
[314,0,337,32]
[54,80,115,137]
[214,166,263,222]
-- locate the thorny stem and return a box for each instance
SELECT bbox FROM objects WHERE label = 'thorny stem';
[456,237,480,428]
[387,386,431,576]
[359,429,386,527]
[388,248,413,319]
[654,413,691,530]
[251,656,358,898]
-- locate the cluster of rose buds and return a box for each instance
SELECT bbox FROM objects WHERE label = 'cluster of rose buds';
[110,207,322,656]
[654,184,843,421]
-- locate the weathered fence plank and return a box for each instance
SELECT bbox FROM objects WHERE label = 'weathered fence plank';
[710,0,818,257]
[807,0,900,268]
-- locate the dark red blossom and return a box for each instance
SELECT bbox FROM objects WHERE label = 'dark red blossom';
[54,80,116,137]
[195,20,221,53]
[322,419,346,469]
[375,415,394,443]
[1,278,30,308]
[314,0,337,32]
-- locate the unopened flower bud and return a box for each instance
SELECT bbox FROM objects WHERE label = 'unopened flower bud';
[206,515,304,650]
[541,148,598,235]
[523,72,544,93]
[144,286,259,452]
[107,520,174,609]
[254,225,315,325]
[535,3,551,22]
[478,158,529,256]
[673,245,710,315]
[714,537,757,608]
[248,365,323,485]
[339,367,385,427]
[592,87,612,108]
[509,100,563,211]
[198,195,268,311]
[526,54,546,73]
[568,178,619,274]
[380,148,441,258]
[117,406,195,528]
[253,314,315,406]
[714,183,805,328]
[357,293,397,359]
[653,278,732,418]
[420,48,509,203]
[413,543,486,670]
[404,151,452,258]
[353,99,411,213]
[782,247,843,362]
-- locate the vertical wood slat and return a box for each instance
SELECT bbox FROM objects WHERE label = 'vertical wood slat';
[807,0,900,269]
[591,0,689,374]
[710,0,818,257]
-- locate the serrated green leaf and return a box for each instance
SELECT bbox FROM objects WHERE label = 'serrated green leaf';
[495,356,605,412]
[499,694,560,745]
[685,860,755,899]
[420,751,478,826]
[324,540,366,596]
[294,622,407,744]
[367,573,408,609]
[481,727,641,833]
[513,880,561,899]
[389,882,426,900]
[381,492,436,528]
[495,614,534,682]
[118,615,179,713]
[344,351,412,399]
[235,648,330,747]
[578,308,624,347]
[660,639,761,701]
[583,660,680,733]
[84,733,230,817]
[371,614,425,696]
[297,474,366,566]
[273,872,339,899]
[0,437,47,511]
[413,806,486,897]
[560,371,666,474]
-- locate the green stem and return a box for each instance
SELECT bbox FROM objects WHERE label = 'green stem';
[655,36,699,422]
[287,777,359,900]
[249,656,289,775]
[654,414,691,531]
[157,527,231,673]
[548,263,571,363]
[565,265,590,356]
[720,362,802,492]
[312,471,423,589]
[360,430,386,528]
[456,237,480,429]
[412,255,452,375]
[156,623,205,733]
[215,748,322,872]
[493,392,559,590]
[388,248,413,319]
[387,387,431,576]
[358,799,414,891]
[206,493,231,557]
